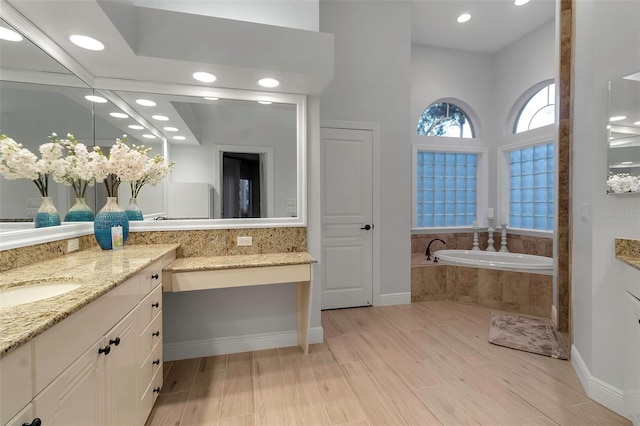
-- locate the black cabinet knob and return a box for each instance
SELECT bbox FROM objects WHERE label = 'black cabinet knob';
[98,345,111,355]
[109,337,121,346]
[153,359,160,365]
[152,302,160,308]
[152,331,160,337]
[22,419,41,426]
[151,274,159,280]
[360,224,372,230]
[153,387,161,393]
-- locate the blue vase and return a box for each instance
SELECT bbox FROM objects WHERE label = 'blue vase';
[94,197,129,250]
[34,197,61,228]
[125,198,144,221]
[64,197,95,222]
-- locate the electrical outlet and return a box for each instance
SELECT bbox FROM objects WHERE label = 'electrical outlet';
[67,238,80,252]
[237,236,252,246]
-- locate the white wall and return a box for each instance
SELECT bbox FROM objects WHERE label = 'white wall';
[319,0,412,298]
[573,0,640,416]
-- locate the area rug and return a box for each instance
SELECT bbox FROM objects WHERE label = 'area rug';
[488,312,569,360]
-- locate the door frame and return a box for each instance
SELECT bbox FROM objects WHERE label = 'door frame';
[320,120,381,306]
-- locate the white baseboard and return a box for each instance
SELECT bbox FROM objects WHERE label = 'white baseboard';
[378,292,411,306]
[571,345,629,420]
[164,327,324,361]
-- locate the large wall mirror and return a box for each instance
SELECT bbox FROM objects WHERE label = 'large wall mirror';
[607,72,640,194]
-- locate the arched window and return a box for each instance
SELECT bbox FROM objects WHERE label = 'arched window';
[417,102,474,138]
[513,83,555,133]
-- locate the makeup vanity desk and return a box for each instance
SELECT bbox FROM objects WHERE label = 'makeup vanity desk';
[162,252,315,354]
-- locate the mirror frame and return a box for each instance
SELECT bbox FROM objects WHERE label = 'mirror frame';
[0,7,307,251]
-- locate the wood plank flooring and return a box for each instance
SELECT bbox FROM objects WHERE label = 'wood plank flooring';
[146,301,631,426]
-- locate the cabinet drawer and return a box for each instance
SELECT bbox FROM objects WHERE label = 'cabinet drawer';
[139,364,163,425]
[34,275,140,394]
[140,261,163,296]
[138,284,163,331]
[139,337,163,393]
[0,343,32,425]
[138,312,162,366]
[4,402,34,426]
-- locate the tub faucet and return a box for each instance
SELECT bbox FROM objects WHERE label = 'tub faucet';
[425,238,446,261]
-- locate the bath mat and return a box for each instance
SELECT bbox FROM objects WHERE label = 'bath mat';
[488,312,569,360]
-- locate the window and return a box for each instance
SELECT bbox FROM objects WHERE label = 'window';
[514,83,555,133]
[416,152,477,227]
[417,102,475,138]
[508,143,554,230]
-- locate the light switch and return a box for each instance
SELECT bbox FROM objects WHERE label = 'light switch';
[581,203,590,222]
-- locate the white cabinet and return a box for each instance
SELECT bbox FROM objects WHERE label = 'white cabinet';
[5,404,35,426]
[625,290,640,426]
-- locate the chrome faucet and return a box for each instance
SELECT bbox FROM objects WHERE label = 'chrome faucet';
[425,238,446,261]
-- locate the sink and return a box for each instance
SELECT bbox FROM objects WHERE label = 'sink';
[0,282,82,309]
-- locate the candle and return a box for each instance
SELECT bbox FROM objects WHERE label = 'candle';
[487,208,494,219]
[472,220,478,229]
[501,209,508,225]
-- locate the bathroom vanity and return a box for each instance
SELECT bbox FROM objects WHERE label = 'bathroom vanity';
[0,245,177,426]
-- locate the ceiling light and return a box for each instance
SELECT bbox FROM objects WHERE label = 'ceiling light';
[128,125,144,130]
[142,134,156,139]
[193,72,217,83]
[69,34,104,51]
[152,115,169,121]
[109,112,129,119]
[258,78,280,88]
[258,101,272,105]
[85,95,107,103]
[609,115,627,122]
[0,27,23,42]
[173,136,186,141]
[621,161,633,165]
[514,0,530,5]
[204,97,219,101]
[457,13,471,23]
[634,121,640,126]
[163,126,179,132]
[136,99,156,107]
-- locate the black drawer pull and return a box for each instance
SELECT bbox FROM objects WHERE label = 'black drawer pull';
[152,302,160,308]
[152,331,160,337]
[153,387,161,393]
[151,274,159,280]
[98,345,111,355]
[109,337,121,346]
[153,359,160,365]
[22,418,41,426]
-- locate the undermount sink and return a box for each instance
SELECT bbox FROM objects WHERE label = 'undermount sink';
[0,282,82,309]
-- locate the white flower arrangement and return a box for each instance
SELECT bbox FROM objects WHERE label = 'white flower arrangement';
[53,133,97,198]
[130,153,175,198]
[607,173,640,193]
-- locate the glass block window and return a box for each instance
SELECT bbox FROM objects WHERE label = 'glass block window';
[509,143,554,230]
[514,83,556,133]
[416,152,477,227]
[417,102,475,138]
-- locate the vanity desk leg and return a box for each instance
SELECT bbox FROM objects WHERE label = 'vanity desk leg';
[296,280,312,355]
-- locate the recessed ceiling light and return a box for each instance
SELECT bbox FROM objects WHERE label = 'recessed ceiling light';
[152,115,169,121]
[193,72,217,83]
[634,121,640,126]
[457,13,471,23]
[85,95,107,103]
[163,126,179,132]
[69,34,105,51]
[142,134,156,139]
[258,78,280,88]
[258,101,273,105]
[109,112,129,119]
[0,27,23,42]
[173,136,186,141]
[128,125,144,130]
[204,97,219,101]
[136,99,156,107]
[514,0,530,5]
[609,115,627,122]
[621,161,633,165]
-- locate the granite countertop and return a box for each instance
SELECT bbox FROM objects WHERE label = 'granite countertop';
[164,252,316,272]
[0,244,179,358]
[615,238,640,271]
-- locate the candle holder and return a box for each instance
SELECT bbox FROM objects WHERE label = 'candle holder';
[472,225,480,251]
[486,218,496,252]
[499,224,509,253]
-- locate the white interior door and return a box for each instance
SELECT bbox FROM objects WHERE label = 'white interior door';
[320,127,373,309]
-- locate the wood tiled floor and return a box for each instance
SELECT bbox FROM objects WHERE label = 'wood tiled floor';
[146,301,631,426]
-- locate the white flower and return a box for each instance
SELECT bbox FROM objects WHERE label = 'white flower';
[607,173,640,193]
[0,136,39,180]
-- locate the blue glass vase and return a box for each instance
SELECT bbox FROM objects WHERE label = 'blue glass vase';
[34,196,61,228]
[64,197,95,222]
[125,197,144,221]
[94,197,129,250]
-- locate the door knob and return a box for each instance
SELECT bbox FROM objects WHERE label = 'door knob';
[360,224,372,230]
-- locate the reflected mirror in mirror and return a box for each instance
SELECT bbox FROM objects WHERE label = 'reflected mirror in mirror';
[0,18,94,224]
[607,72,640,194]
[96,90,298,220]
